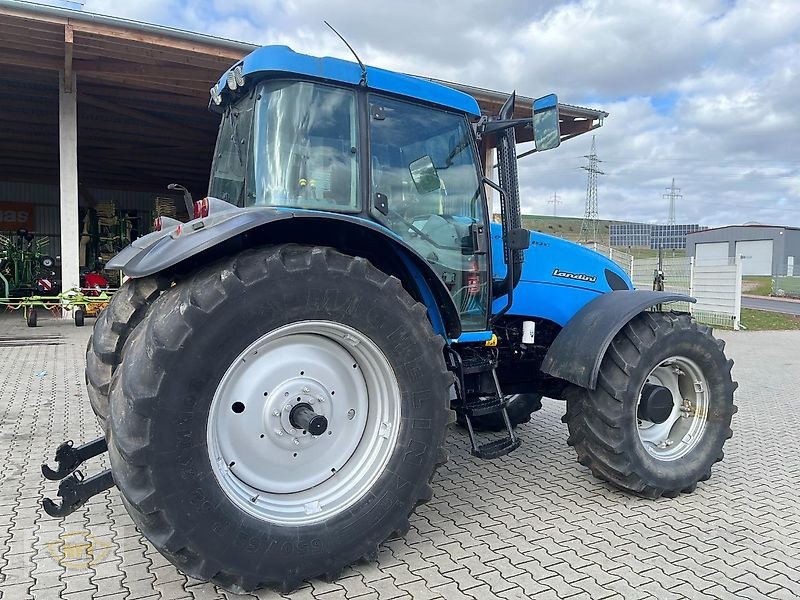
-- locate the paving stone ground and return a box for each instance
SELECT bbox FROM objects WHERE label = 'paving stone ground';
[0,312,798,599]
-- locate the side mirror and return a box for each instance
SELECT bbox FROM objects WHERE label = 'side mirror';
[532,94,561,152]
[408,155,441,194]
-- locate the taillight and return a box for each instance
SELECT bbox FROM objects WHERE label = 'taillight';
[193,198,209,219]
[467,259,480,295]
[154,216,162,231]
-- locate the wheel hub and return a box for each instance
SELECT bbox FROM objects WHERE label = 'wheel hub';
[290,403,328,436]
[637,383,673,424]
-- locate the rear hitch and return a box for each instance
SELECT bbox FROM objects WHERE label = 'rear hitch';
[42,436,115,517]
[42,437,108,480]
[42,469,115,517]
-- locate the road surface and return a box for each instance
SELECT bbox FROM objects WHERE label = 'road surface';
[742,295,800,315]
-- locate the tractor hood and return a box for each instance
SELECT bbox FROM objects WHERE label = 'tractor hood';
[491,223,634,326]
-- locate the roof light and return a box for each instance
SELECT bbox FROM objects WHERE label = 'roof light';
[210,84,222,105]
[233,65,245,88]
[226,70,238,91]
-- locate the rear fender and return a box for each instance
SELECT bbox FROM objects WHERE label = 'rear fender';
[540,290,695,390]
[107,204,462,338]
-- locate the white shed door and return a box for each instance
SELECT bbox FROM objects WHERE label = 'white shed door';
[736,240,773,276]
[695,242,729,264]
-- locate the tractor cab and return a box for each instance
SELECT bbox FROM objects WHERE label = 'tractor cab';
[205,46,560,333]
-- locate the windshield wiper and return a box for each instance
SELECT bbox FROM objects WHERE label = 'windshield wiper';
[444,131,471,168]
[388,210,453,251]
[388,184,483,253]
[226,108,244,167]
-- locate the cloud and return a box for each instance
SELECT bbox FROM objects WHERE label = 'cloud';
[80,0,800,227]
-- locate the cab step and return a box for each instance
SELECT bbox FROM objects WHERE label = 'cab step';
[445,347,520,461]
[472,437,522,460]
[462,394,506,417]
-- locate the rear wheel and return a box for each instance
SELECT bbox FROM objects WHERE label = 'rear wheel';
[74,309,85,327]
[564,312,737,498]
[107,245,452,592]
[26,308,37,327]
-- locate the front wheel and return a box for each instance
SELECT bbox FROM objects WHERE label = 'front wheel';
[107,245,452,592]
[564,312,737,498]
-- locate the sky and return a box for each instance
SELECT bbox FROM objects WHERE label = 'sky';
[79,0,800,227]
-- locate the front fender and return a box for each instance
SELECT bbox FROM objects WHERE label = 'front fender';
[540,290,695,390]
[107,205,462,338]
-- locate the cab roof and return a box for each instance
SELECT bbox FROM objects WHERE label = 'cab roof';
[218,45,481,117]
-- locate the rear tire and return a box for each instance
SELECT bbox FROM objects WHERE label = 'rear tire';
[107,245,452,592]
[74,309,85,327]
[27,308,37,327]
[85,275,168,430]
[564,312,737,498]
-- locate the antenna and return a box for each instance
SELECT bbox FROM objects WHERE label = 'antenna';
[324,21,367,87]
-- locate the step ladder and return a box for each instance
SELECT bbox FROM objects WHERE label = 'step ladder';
[446,348,521,460]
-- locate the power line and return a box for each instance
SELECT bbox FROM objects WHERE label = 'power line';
[547,192,561,216]
[663,178,683,225]
[579,136,604,242]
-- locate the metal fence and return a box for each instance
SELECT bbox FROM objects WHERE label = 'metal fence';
[772,257,800,298]
[579,241,634,277]
[625,255,742,330]
[774,276,800,298]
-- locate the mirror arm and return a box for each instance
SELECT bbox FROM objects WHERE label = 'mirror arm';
[516,146,538,161]
[480,118,531,138]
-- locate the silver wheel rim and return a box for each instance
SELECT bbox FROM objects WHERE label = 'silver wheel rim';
[207,320,401,525]
[637,355,709,461]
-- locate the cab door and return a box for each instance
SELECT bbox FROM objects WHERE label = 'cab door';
[367,94,490,331]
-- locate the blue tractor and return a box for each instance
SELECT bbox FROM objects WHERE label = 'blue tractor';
[42,45,736,592]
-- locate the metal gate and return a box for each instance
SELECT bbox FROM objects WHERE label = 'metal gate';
[629,256,742,330]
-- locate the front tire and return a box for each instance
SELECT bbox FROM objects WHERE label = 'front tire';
[107,245,452,592]
[564,312,737,498]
